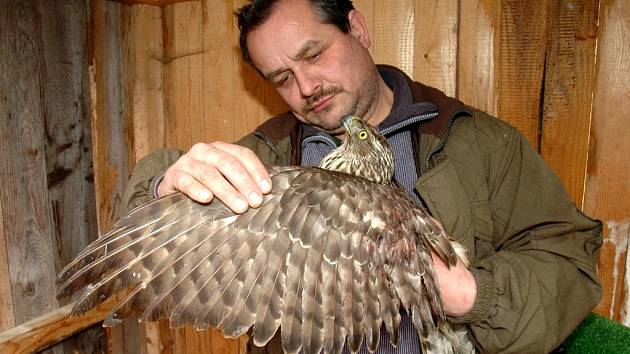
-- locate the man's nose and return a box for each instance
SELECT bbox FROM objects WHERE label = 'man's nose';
[294,68,322,98]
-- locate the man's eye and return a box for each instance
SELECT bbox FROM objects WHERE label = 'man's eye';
[307,51,322,62]
[276,74,293,87]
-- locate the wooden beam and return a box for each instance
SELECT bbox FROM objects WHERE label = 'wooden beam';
[457,0,500,115]
[585,0,630,324]
[0,296,121,354]
[0,197,15,332]
[115,0,194,7]
[540,0,599,206]
[413,0,458,96]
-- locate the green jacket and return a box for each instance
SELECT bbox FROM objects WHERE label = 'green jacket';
[121,66,602,353]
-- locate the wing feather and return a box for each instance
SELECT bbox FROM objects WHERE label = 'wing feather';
[57,166,470,354]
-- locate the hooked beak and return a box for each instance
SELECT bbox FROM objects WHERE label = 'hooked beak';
[341,116,358,133]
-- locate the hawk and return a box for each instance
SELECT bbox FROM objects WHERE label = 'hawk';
[58,116,474,354]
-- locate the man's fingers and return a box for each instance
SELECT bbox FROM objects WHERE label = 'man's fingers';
[158,142,271,213]
[211,142,272,193]
[188,160,251,213]
[164,169,213,203]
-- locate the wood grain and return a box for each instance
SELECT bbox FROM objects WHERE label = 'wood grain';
[123,4,166,162]
[371,0,416,76]
[583,0,630,323]
[457,0,500,115]
[37,1,104,352]
[115,0,193,6]
[163,1,204,150]
[496,0,550,147]
[0,292,127,354]
[90,1,138,353]
[413,0,458,96]
[0,195,15,332]
[540,0,599,206]
[0,0,61,329]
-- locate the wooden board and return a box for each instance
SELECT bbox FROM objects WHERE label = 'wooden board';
[0,195,15,332]
[413,0,458,96]
[90,1,138,353]
[163,1,204,150]
[37,1,104,352]
[123,4,166,162]
[0,295,120,354]
[372,0,416,76]
[584,0,630,325]
[457,0,500,115]
[540,0,599,206]
[495,0,549,147]
[0,0,61,331]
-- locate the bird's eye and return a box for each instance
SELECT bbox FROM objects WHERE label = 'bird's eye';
[357,131,368,140]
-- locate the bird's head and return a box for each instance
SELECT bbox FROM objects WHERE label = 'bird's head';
[318,116,395,184]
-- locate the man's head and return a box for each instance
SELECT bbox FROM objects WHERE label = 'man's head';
[236,0,390,134]
[237,0,355,66]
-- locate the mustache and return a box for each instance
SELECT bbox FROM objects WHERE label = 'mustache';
[304,85,342,111]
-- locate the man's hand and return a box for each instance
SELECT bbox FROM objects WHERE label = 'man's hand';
[432,253,477,317]
[157,142,272,213]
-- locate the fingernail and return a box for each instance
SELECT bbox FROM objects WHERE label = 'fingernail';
[249,192,263,206]
[197,190,211,201]
[234,198,248,212]
[260,179,271,193]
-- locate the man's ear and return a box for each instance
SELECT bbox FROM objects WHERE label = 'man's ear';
[348,10,371,48]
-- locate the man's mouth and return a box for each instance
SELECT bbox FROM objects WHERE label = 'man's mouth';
[310,95,335,113]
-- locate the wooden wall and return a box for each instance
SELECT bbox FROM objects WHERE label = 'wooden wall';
[0,0,628,353]
[0,0,106,353]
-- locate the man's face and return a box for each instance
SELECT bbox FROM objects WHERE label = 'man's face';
[247,0,379,134]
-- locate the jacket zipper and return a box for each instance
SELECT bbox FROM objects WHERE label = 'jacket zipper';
[254,131,281,157]
[421,108,472,174]
[380,111,438,136]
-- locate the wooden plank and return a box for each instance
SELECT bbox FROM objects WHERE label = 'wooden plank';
[0,295,122,354]
[90,0,131,231]
[89,1,139,353]
[583,0,630,324]
[371,0,416,77]
[116,0,194,6]
[211,328,239,354]
[0,0,61,331]
[37,0,99,286]
[36,1,104,352]
[121,6,167,353]
[457,0,500,115]
[413,0,458,96]
[0,197,16,332]
[123,4,166,162]
[201,0,238,143]
[495,0,550,147]
[163,1,204,151]
[540,0,599,206]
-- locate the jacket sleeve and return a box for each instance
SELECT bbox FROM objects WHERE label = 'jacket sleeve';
[463,121,603,353]
[118,132,283,217]
[119,147,184,216]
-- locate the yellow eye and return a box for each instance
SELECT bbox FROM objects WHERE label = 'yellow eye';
[357,131,368,140]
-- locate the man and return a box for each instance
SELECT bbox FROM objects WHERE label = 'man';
[121,0,602,352]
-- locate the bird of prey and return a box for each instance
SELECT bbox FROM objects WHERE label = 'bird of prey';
[58,116,474,354]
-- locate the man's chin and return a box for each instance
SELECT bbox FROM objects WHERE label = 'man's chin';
[294,111,345,133]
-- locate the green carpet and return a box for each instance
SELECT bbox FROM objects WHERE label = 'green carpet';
[556,313,630,353]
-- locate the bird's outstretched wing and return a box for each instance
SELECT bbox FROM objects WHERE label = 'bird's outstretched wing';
[57,165,467,354]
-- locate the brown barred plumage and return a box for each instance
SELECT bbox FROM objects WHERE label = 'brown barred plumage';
[57,116,474,354]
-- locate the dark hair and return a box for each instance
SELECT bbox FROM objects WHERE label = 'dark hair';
[236,0,355,65]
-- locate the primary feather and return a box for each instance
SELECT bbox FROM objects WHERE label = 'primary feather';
[58,116,473,354]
